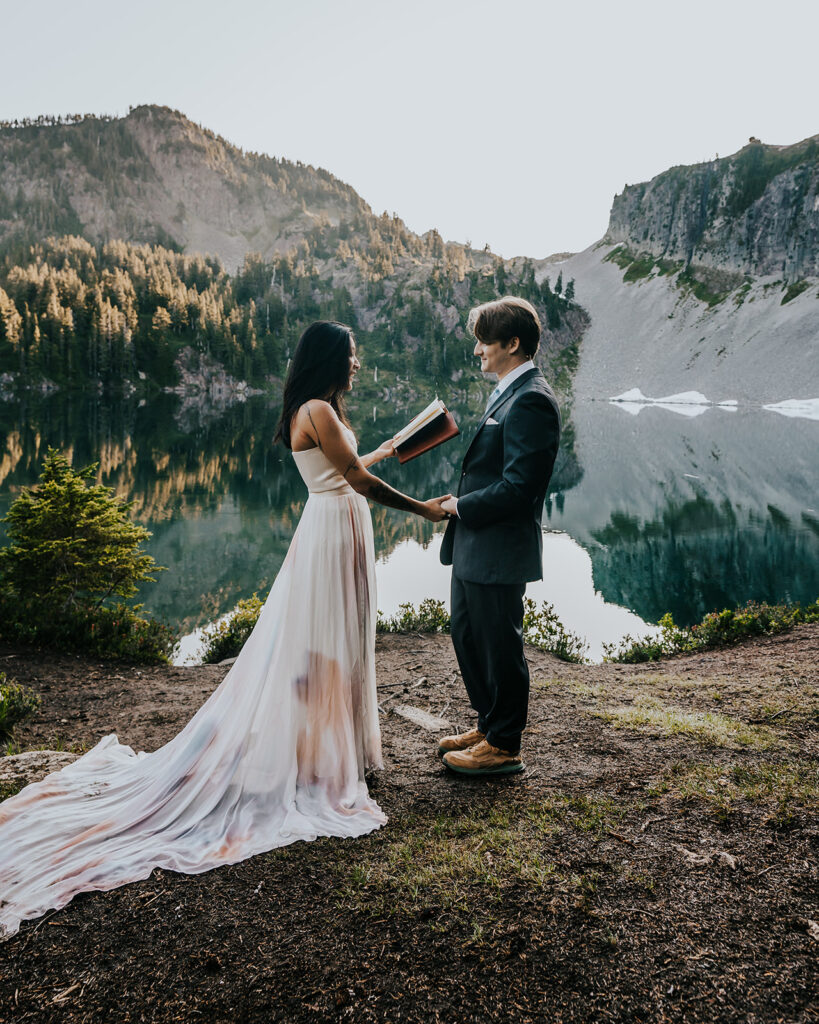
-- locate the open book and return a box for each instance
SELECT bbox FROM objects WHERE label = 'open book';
[392,397,460,464]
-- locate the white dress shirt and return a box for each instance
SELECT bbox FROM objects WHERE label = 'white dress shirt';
[452,359,536,518]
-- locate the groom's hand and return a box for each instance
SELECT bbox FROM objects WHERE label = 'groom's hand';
[423,494,454,522]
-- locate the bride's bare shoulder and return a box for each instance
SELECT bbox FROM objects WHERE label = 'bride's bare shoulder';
[297,400,340,429]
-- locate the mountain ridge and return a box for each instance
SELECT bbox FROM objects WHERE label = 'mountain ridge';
[607,134,819,281]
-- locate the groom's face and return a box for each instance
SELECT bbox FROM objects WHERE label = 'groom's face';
[474,336,521,377]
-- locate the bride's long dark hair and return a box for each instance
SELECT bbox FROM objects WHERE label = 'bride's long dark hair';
[274,321,355,449]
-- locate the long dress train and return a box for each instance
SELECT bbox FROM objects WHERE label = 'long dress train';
[0,427,385,939]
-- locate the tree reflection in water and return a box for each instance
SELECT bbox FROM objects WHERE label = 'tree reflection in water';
[0,391,816,635]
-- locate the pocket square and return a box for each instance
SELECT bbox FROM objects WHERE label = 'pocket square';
[485,417,499,425]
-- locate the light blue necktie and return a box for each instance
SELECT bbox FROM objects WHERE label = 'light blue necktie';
[485,384,501,412]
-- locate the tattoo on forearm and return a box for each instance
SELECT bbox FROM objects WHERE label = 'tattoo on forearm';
[364,478,416,514]
[305,405,322,450]
[343,456,359,479]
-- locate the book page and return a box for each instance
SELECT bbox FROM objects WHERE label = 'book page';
[393,398,444,445]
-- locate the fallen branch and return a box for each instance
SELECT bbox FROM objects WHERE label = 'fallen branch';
[748,704,798,724]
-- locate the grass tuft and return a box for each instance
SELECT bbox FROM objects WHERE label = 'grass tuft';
[595,702,776,748]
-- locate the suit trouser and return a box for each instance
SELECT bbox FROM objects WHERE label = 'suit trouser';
[450,573,529,753]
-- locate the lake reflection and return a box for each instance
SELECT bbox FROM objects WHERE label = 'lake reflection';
[0,389,816,656]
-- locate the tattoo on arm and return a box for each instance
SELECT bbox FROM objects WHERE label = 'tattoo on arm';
[305,404,322,450]
[343,456,359,479]
[364,478,417,514]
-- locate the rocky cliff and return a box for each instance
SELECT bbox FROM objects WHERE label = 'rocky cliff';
[608,135,819,281]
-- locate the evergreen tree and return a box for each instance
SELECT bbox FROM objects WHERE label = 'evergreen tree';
[0,449,163,611]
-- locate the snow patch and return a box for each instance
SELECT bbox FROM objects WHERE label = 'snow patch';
[654,391,710,406]
[611,387,714,417]
[610,388,649,403]
[762,398,819,421]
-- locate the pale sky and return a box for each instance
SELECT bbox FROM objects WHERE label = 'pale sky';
[2,0,817,259]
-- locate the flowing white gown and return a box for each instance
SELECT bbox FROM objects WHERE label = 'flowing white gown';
[0,426,386,939]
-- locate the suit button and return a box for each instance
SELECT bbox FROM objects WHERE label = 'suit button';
[461,471,466,478]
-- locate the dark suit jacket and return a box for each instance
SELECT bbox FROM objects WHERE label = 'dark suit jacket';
[440,367,561,585]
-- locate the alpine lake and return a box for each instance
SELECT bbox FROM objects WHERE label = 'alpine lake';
[1,375,816,663]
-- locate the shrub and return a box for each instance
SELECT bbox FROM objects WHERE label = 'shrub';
[201,594,264,664]
[378,597,587,664]
[198,595,587,664]
[0,592,176,664]
[522,598,587,663]
[0,673,41,738]
[604,600,819,663]
[377,598,450,635]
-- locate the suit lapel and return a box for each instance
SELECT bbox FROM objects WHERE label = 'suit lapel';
[463,367,541,463]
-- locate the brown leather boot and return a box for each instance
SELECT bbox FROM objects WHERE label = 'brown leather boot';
[442,738,523,776]
[437,728,485,756]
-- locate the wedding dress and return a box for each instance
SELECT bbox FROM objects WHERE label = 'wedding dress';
[0,426,385,939]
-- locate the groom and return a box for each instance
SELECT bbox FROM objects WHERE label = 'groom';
[437,296,561,775]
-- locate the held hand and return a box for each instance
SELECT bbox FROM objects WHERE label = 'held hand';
[440,497,458,517]
[422,493,454,522]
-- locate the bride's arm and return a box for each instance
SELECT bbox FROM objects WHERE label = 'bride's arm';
[359,437,397,468]
[303,403,449,521]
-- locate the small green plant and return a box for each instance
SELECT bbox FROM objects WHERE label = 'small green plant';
[377,598,450,635]
[0,673,41,738]
[201,594,264,663]
[0,780,23,802]
[781,280,811,304]
[376,597,587,663]
[522,598,587,663]
[0,593,177,664]
[604,600,819,663]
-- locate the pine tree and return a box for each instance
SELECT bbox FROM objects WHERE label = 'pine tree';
[0,449,163,611]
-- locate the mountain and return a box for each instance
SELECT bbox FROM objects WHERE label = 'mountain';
[0,105,370,272]
[0,106,585,398]
[609,135,819,280]
[536,136,819,404]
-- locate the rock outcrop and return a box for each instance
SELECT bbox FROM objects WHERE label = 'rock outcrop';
[608,136,819,281]
[0,750,79,790]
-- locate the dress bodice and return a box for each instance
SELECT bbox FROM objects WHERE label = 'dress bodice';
[292,425,357,495]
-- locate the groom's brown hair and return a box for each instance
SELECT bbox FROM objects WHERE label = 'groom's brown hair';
[469,296,541,358]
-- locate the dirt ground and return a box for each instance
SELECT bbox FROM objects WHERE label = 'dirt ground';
[0,626,817,1023]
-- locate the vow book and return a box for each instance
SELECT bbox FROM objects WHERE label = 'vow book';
[393,397,459,464]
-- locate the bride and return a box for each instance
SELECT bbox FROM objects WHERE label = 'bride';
[0,320,450,939]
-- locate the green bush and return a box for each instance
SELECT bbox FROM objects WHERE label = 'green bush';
[604,600,819,663]
[0,673,41,738]
[201,594,264,664]
[522,598,587,663]
[0,593,177,664]
[377,598,451,635]
[378,597,587,664]
[198,595,587,665]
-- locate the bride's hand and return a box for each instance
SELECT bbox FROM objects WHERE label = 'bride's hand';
[422,494,454,522]
[374,437,397,461]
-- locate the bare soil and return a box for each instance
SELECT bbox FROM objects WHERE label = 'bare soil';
[1,626,817,1024]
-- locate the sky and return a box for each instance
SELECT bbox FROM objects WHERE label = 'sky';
[1,0,818,259]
